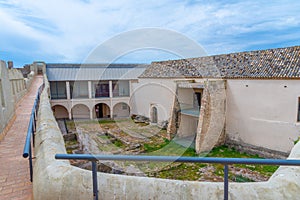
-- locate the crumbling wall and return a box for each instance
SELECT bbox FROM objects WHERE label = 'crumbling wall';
[34,76,300,200]
[195,80,226,153]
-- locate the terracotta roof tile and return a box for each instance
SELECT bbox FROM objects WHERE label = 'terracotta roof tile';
[140,46,300,79]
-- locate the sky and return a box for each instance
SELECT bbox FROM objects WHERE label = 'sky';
[0,0,299,67]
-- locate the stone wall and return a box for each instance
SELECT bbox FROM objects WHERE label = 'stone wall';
[34,75,300,199]
[0,59,37,141]
[8,68,27,104]
[195,80,226,153]
[0,61,15,141]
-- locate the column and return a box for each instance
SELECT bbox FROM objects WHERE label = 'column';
[90,109,93,119]
[88,81,92,99]
[109,81,113,98]
[68,111,72,120]
[109,81,113,118]
[66,81,71,100]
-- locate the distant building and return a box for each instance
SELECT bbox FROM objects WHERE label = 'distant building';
[47,63,147,119]
[46,45,300,158]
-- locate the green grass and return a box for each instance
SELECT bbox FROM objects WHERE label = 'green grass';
[147,145,279,181]
[206,145,279,176]
[113,139,124,148]
[143,138,197,157]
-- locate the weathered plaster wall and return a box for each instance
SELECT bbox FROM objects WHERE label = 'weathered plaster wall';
[34,75,300,200]
[195,80,226,153]
[8,68,27,104]
[130,78,176,123]
[0,59,39,141]
[226,79,300,156]
[0,60,15,140]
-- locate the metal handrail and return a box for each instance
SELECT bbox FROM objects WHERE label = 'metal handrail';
[55,153,300,200]
[23,84,44,182]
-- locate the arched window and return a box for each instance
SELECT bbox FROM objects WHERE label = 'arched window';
[151,106,158,123]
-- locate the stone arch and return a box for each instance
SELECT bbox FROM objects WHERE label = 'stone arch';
[150,106,158,123]
[52,105,69,119]
[93,103,110,119]
[71,104,90,119]
[113,102,130,118]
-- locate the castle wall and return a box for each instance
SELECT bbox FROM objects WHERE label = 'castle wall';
[0,61,15,140]
[34,74,300,199]
[226,79,300,156]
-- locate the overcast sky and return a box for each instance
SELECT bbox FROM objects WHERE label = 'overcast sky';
[0,0,300,67]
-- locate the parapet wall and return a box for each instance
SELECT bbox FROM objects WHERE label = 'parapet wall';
[0,60,36,141]
[34,75,300,199]
[0,60,15,140]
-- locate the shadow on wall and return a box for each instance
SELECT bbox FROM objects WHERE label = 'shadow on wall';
[0,60,38,141]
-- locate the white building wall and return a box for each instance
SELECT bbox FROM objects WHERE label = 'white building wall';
[130,78,177,122]
[226,79,300,153]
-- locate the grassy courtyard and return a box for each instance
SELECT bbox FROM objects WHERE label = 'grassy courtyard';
[63,119,279,182]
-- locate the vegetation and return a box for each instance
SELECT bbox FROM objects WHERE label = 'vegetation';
[63,119,279,182]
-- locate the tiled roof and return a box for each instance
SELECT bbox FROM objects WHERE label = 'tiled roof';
[46,63,148,81]
[140,46,300,79]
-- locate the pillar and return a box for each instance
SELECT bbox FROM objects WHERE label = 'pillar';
[66,81,71,100]
[88,81,92,99]
[109,81,113,118]
[90,109,93,119]
[68,111,72,120]
[109,81,113,98]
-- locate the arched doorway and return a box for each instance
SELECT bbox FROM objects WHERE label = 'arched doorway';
[113,103,130,118]
[94,103,110,118]
[52,105,68,119]
[71,104,90,119]
[151,106,158,123]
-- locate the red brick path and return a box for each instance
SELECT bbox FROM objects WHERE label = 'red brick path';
[0,76,43,200]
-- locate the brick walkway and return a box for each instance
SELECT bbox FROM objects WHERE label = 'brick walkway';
[0,76,43,200]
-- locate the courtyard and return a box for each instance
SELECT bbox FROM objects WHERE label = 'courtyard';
[62,119,278,182]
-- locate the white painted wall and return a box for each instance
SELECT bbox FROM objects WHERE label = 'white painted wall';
[0,61,15,134]
[226,79,300,153]
[130,78,177,122]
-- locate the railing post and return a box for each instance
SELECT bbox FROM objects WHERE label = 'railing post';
[92,161,99,200]
[32,114,35,146]
[29,145,33,182]
[224,164,229,200]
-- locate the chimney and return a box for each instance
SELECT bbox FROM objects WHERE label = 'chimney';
[7,61,13,69]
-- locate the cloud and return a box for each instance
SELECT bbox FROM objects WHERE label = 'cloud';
[0,0,299,66]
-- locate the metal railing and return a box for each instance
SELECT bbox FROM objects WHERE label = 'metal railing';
[23,84,44,182]
[55,153,300,200]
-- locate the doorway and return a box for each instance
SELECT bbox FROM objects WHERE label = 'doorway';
[94,103,110,118]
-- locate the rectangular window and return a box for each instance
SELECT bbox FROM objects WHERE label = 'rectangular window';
[50,81,67,99]
[69,81,88,99]
[112,80,129,97]
[298,97,300,122]
[93,81,109,98]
